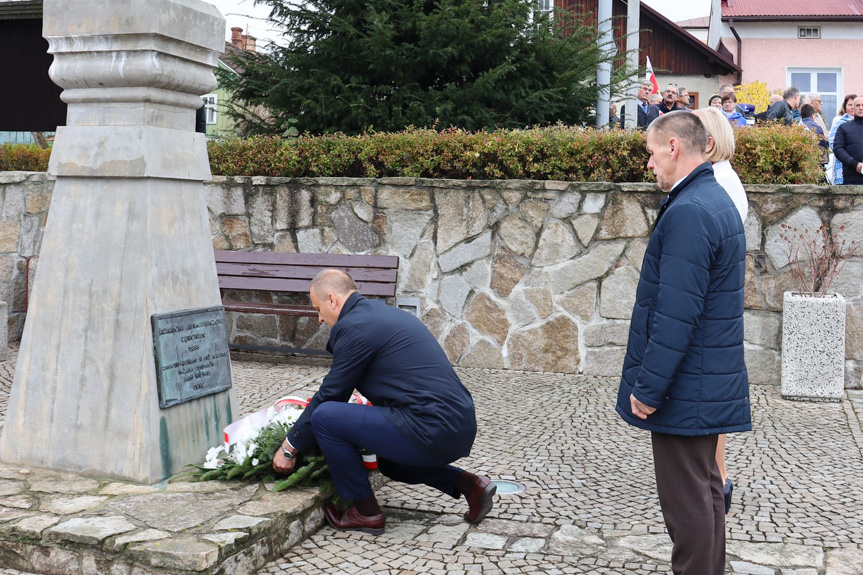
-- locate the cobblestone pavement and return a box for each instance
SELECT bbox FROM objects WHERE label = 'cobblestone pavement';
[3,347,863,574]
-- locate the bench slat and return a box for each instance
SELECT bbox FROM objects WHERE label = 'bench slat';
[219,276,397,297]
[215,250,398,269]
[216,262,397,283]
[222,300,318,317]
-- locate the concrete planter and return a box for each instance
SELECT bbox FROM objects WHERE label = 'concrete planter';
[780,291,846,402]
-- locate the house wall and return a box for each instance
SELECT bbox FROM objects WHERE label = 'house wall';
[721,21,863,95]
[4,172,863,388]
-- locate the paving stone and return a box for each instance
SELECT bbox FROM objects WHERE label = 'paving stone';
[508,537,545,553]
[40,495,107,515]
[726,542,824,568]
[212,514,270,532]
[824,547,863,574]
[237,488,318,517]
[547,525,606,557]
[11,515,60,538]
[128,537,220,572]
[0,480,23,497]
[108,484,259,532]
[27,474,99,495]
[98,483,158,497]
[462,532,507,550]
[730,561,776,574]
[48,516,137,545]
[110,529,170,552]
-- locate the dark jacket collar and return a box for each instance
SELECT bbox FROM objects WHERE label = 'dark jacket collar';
[652,162,714,231]
[338,291,363,321]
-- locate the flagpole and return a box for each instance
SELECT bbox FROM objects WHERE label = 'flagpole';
[625,0,640,129]
[596,0,613,128]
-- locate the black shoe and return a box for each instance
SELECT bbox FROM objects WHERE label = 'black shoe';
[723,478,733,514]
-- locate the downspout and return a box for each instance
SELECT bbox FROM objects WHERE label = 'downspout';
[729,18,742,84]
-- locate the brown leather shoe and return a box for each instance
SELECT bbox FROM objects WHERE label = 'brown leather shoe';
[463,474,496,524]
[324,503,385,535]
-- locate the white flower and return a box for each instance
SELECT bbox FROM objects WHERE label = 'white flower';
[252,458,259,467]
[203,445,224,469]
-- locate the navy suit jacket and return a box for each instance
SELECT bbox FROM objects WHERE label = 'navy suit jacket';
[288,293,477,459]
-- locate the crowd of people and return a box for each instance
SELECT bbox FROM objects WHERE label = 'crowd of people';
[613,81,863,185]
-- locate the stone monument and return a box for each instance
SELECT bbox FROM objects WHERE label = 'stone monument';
[0,0,238,483]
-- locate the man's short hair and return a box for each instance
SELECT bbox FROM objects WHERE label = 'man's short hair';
[800,104,815,119]
[783,87,800,100]
[693,107,736,163]
[807,92,821,103]
[647,112,708,158]
[769,94,783,104]
[311,269,358,299]
[719,84,735,94]
[641,81,654,90]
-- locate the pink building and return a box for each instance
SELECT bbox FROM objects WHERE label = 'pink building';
[719,0,863,121]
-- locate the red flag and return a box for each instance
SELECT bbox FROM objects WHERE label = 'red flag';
[646,56,659,95]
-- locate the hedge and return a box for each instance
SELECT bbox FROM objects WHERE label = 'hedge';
[0,145,51,172]
[1,125,826,185]
[208,125,825,185]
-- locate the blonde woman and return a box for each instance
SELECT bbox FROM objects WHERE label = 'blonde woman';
[694,107,748,513]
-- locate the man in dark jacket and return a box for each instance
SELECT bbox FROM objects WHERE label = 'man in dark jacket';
[765,87,800,125]
[273,270,494,535]
[621,82,661,129]
[833,95,863,185]
[616,112,751,575]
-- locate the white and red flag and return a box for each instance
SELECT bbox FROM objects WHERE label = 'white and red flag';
[645,56,659,94]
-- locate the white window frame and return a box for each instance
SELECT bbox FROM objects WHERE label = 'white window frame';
[787,67,843,123]
[202,94,218,125]
[533,0,553,21]
[798,26,821,39]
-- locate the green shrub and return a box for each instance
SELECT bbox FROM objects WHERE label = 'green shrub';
[208,124,825,184]
[4,125,823,185]
[0,145,51,172]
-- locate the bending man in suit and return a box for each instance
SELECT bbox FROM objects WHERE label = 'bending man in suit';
[273,269,494,534]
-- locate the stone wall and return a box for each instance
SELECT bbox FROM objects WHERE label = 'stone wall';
[4,172,863,387]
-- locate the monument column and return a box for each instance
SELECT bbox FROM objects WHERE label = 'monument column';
[0,0,238,483]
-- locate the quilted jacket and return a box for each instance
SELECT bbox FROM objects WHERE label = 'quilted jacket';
[616,163,752,436]
[833,116,863,185]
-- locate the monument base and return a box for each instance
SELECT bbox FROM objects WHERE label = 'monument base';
[0,462,384,575]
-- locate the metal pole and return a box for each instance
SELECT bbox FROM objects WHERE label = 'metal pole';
[596,0,614,128]
[624,0,640,129]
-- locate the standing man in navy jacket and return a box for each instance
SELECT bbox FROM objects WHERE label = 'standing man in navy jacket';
[273,270,494,535]
[616,112,751,575]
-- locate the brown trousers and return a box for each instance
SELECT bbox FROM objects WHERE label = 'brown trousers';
[651,432,725,575]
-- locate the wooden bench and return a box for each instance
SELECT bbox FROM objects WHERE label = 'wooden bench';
[215,250,400,318]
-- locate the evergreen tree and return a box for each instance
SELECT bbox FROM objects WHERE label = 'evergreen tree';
[220,0,628,135]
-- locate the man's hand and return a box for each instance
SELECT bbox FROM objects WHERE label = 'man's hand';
[272,442,298,475]
[857,162,862,174]
[630,394,656,420]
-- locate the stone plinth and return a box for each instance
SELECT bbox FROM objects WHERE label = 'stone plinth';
[781,292,846,401]
[0,0,237,483]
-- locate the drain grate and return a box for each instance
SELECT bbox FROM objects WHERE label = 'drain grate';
[491,479,525,494]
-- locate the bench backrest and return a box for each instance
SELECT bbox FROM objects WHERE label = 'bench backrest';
[215,250,400,298]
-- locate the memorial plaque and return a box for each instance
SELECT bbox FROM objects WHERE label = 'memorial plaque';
[151,307,232,409]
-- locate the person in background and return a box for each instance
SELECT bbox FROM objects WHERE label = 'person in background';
[829,94,857,185]
[649,93,664,107]
[621,82,662,129]
[693,107,750,516]
[708,94,722,109]
[719,84,747,116]
[766,87,800,125]
[677,87,692,110]
[800,103,829,165]
[721,93,747,128]
[658,83,680,115]
[806,93,829,135]
[833,95,863,186]
[617,112,751,575]
[609,102,621,127]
